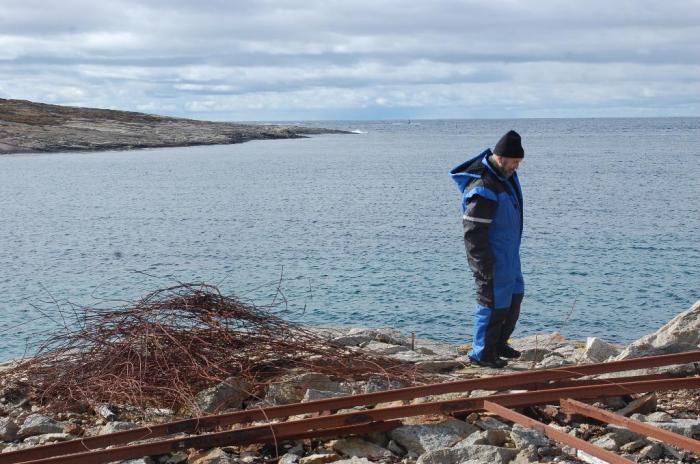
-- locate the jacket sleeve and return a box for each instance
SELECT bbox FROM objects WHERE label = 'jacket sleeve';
[463,193,497,306]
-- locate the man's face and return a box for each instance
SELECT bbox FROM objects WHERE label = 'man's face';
[495,155,522,176]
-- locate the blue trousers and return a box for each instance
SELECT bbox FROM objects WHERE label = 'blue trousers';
[469,293,523,361]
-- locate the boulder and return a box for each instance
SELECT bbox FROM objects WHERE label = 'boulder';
[616,299,700,359]
[195,377,250,413]
[265,373,344,404]
[0,417,19,441]
[582,337,621,362]
[389,419,478,455]
[645,411,672,422]
[17,414,64,439]
[417,444,517,464]
[329,438,394,459]
[510,423,550,448]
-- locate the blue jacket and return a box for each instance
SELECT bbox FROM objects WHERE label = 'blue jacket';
[450,149,524,309]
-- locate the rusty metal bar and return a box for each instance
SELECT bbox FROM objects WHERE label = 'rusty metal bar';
[3,350,697,464]
[13,420,403,464]
[482,400,634,464]
[560,398,700,455]
[8,376,700,464]
[513,371,681,391]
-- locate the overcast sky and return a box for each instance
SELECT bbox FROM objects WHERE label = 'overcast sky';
[1,0,699,120]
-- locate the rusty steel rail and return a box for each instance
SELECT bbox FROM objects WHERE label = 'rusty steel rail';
[7,375,700,464]
[483,400,635,464]
[11,420,403,464]
[3,350,697,464]
[560,398,700,455]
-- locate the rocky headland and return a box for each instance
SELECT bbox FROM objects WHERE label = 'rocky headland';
[0,99,349,155]
[1,299,699,464]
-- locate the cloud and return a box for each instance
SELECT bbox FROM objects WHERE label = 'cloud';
[0,0,698,119]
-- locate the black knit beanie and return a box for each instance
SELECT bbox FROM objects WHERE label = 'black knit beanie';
[494,130,524,158]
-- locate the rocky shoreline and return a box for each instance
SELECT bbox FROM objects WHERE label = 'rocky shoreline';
[1,300,698,464]
[0,99,349,155]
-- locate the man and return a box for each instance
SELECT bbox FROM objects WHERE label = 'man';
[449,130,524,368]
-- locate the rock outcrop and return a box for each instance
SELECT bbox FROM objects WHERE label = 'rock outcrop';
[0,98,348,155]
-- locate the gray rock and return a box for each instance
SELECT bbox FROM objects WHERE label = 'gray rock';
[616,299,700,359]
[386,439,405,456]
[637,443,663,460]
[582,337,620,362]
[510,332,570,362]
[652,418,700,437]
[302,389,347,402]
[454,428,507,447]
[330,438,394,459]
[17,414,64,439]
[360,341,409,355]
[475,416,510,430]
[362,376,406,393]
[99,421,139,435]
[118,459,154,464]
[332,459,374,464]
[417,444,517,464]
[389,419,478,455]
[299,454,338,464]
[536,353,571,368]
[94,404,118,422]
[0,417,19,441]
[277,454,299,464]
[511,423,550,448]
[265,373,344,404]
[22,433,76,445]
[512,446,539,464]
[619,439,648,453]
[195,377,250,413]
[605,424,643,446]
[332,327,409,347]
[591,433,619,451]
[238,451,259,463]
[645,411,673,422]
[454,430,489,446]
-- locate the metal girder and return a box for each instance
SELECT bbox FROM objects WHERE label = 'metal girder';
[560,398,700,455]
[482,400,635,464]
[3,350,697,464]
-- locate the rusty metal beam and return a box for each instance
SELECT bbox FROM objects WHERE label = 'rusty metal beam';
[482,400,634,464]
[560,398,700,455]
[12,420,403,464]
[3,350,698,464]
[7,376,700,464]
[514,371,681,391]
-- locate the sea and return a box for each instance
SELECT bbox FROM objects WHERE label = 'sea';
[1,118,698,361]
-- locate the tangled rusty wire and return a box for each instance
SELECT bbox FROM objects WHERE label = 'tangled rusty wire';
[1,283,428,414]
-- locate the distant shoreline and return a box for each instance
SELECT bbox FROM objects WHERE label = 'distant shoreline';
[0,98,350,155]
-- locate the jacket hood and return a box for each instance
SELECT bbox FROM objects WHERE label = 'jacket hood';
[449,148,492,193]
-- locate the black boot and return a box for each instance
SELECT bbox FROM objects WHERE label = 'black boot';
[468,354,508,369]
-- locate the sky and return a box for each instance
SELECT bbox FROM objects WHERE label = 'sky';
[1,0,699,121]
